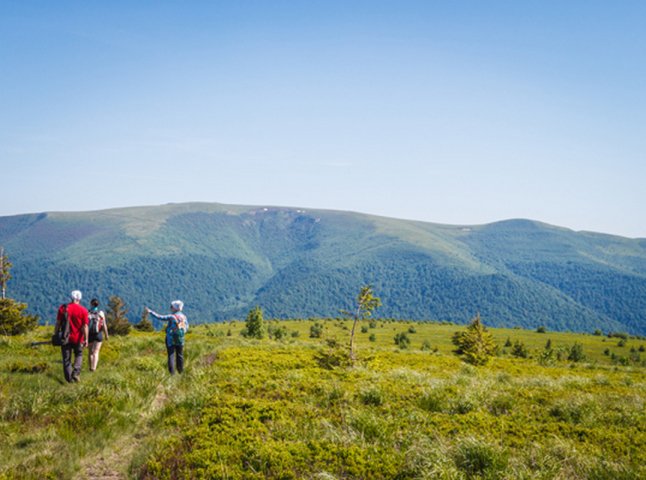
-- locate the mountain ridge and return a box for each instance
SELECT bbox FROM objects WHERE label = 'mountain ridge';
[1,202,644,335]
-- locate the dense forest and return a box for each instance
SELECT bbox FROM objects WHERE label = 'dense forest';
[1,203,644,334]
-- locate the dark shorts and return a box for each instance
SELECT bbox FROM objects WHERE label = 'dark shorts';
[89,331,103,343]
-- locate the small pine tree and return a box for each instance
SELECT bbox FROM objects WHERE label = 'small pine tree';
[342,285,381,362]
[567,343,585,362]
[0,298,39,336]
[243,306,265,339]
[135,309,154,332]
[106,295,131,336]
[453,313,497,366]
[0,251,38,335]
[511,340,529,358]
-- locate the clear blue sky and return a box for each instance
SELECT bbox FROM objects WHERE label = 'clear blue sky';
[2,1,645,238]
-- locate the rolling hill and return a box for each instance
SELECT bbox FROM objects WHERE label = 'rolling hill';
[1,202,645,334]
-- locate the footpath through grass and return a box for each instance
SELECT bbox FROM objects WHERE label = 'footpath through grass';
[0,320,644,479]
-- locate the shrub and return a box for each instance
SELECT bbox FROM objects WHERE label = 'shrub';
[536,326,547,333]
[421,339,432,351]
[368,333,376,342]
[608,332,628,340]
[359,387,384,406]
[567,343,586,362]
[309,322,324,338]
[242,306,265,339]
[511,340,529,358]
[360,325,368,334]
[106,295,131,336]
[135,310,154,332]
[537,348,555,366]
[268,324,288,340]
[593,329,603,336]
[453,438,508,479]
[0,298,38,336]
[408,326,417,334]
[394,332,411,349]
[453,313,497,366]
[452,397,477,414]
[314,340,351,369]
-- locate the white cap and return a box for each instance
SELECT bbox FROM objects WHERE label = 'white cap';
[170,300,184,311]
[70,290,82,301]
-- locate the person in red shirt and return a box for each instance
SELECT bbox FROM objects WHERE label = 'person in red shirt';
[56,290,89,383]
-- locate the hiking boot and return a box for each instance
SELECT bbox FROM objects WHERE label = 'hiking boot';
[71,373,80,382]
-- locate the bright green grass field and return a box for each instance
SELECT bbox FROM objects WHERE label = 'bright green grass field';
[0,320,644,479]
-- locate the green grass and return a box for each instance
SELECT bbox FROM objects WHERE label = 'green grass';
[0,321,644,479]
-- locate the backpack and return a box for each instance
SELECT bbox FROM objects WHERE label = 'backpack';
[89,310,103,333]
[170,314,187,345]
[52,304,71,346]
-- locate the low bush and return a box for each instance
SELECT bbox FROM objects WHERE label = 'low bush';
[453,438,508,480]
[394,332,410,349]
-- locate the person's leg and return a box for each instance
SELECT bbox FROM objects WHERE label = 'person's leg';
[176,344,184,373]
[93,341,103,370]
[166,344,176,374]
[72,343,83,381]
[61,345,73,382]
[90,341,102,371]
[89,342,96,371]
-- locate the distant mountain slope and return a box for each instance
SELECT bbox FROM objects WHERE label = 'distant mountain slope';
[1,202,645,334]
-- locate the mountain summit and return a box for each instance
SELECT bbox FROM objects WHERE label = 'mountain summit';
[1,202,645,334]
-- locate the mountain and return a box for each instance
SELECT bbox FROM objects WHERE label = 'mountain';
[1,202,645,335]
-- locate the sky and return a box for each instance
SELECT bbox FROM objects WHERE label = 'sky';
[1,1,645,238]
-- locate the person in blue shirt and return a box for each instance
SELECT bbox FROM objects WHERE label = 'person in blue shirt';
[145,300,188,374]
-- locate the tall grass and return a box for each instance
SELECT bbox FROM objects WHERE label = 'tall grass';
[1,320,644,479]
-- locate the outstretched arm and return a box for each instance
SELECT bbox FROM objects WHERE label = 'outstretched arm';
[146,308,175,321]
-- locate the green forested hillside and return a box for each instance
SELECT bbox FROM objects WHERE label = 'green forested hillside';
[0,203,645,334]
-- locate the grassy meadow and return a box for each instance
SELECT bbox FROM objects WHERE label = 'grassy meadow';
[0,319,644,479]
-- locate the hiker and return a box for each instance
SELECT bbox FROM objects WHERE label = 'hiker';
[88,298,109,372]
[55,290,89,383]
[145,300,188,374]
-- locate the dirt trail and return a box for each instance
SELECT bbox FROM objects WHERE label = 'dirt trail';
[75,382,168,480]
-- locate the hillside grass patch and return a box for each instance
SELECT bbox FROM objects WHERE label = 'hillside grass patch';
[0,322,644,479]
